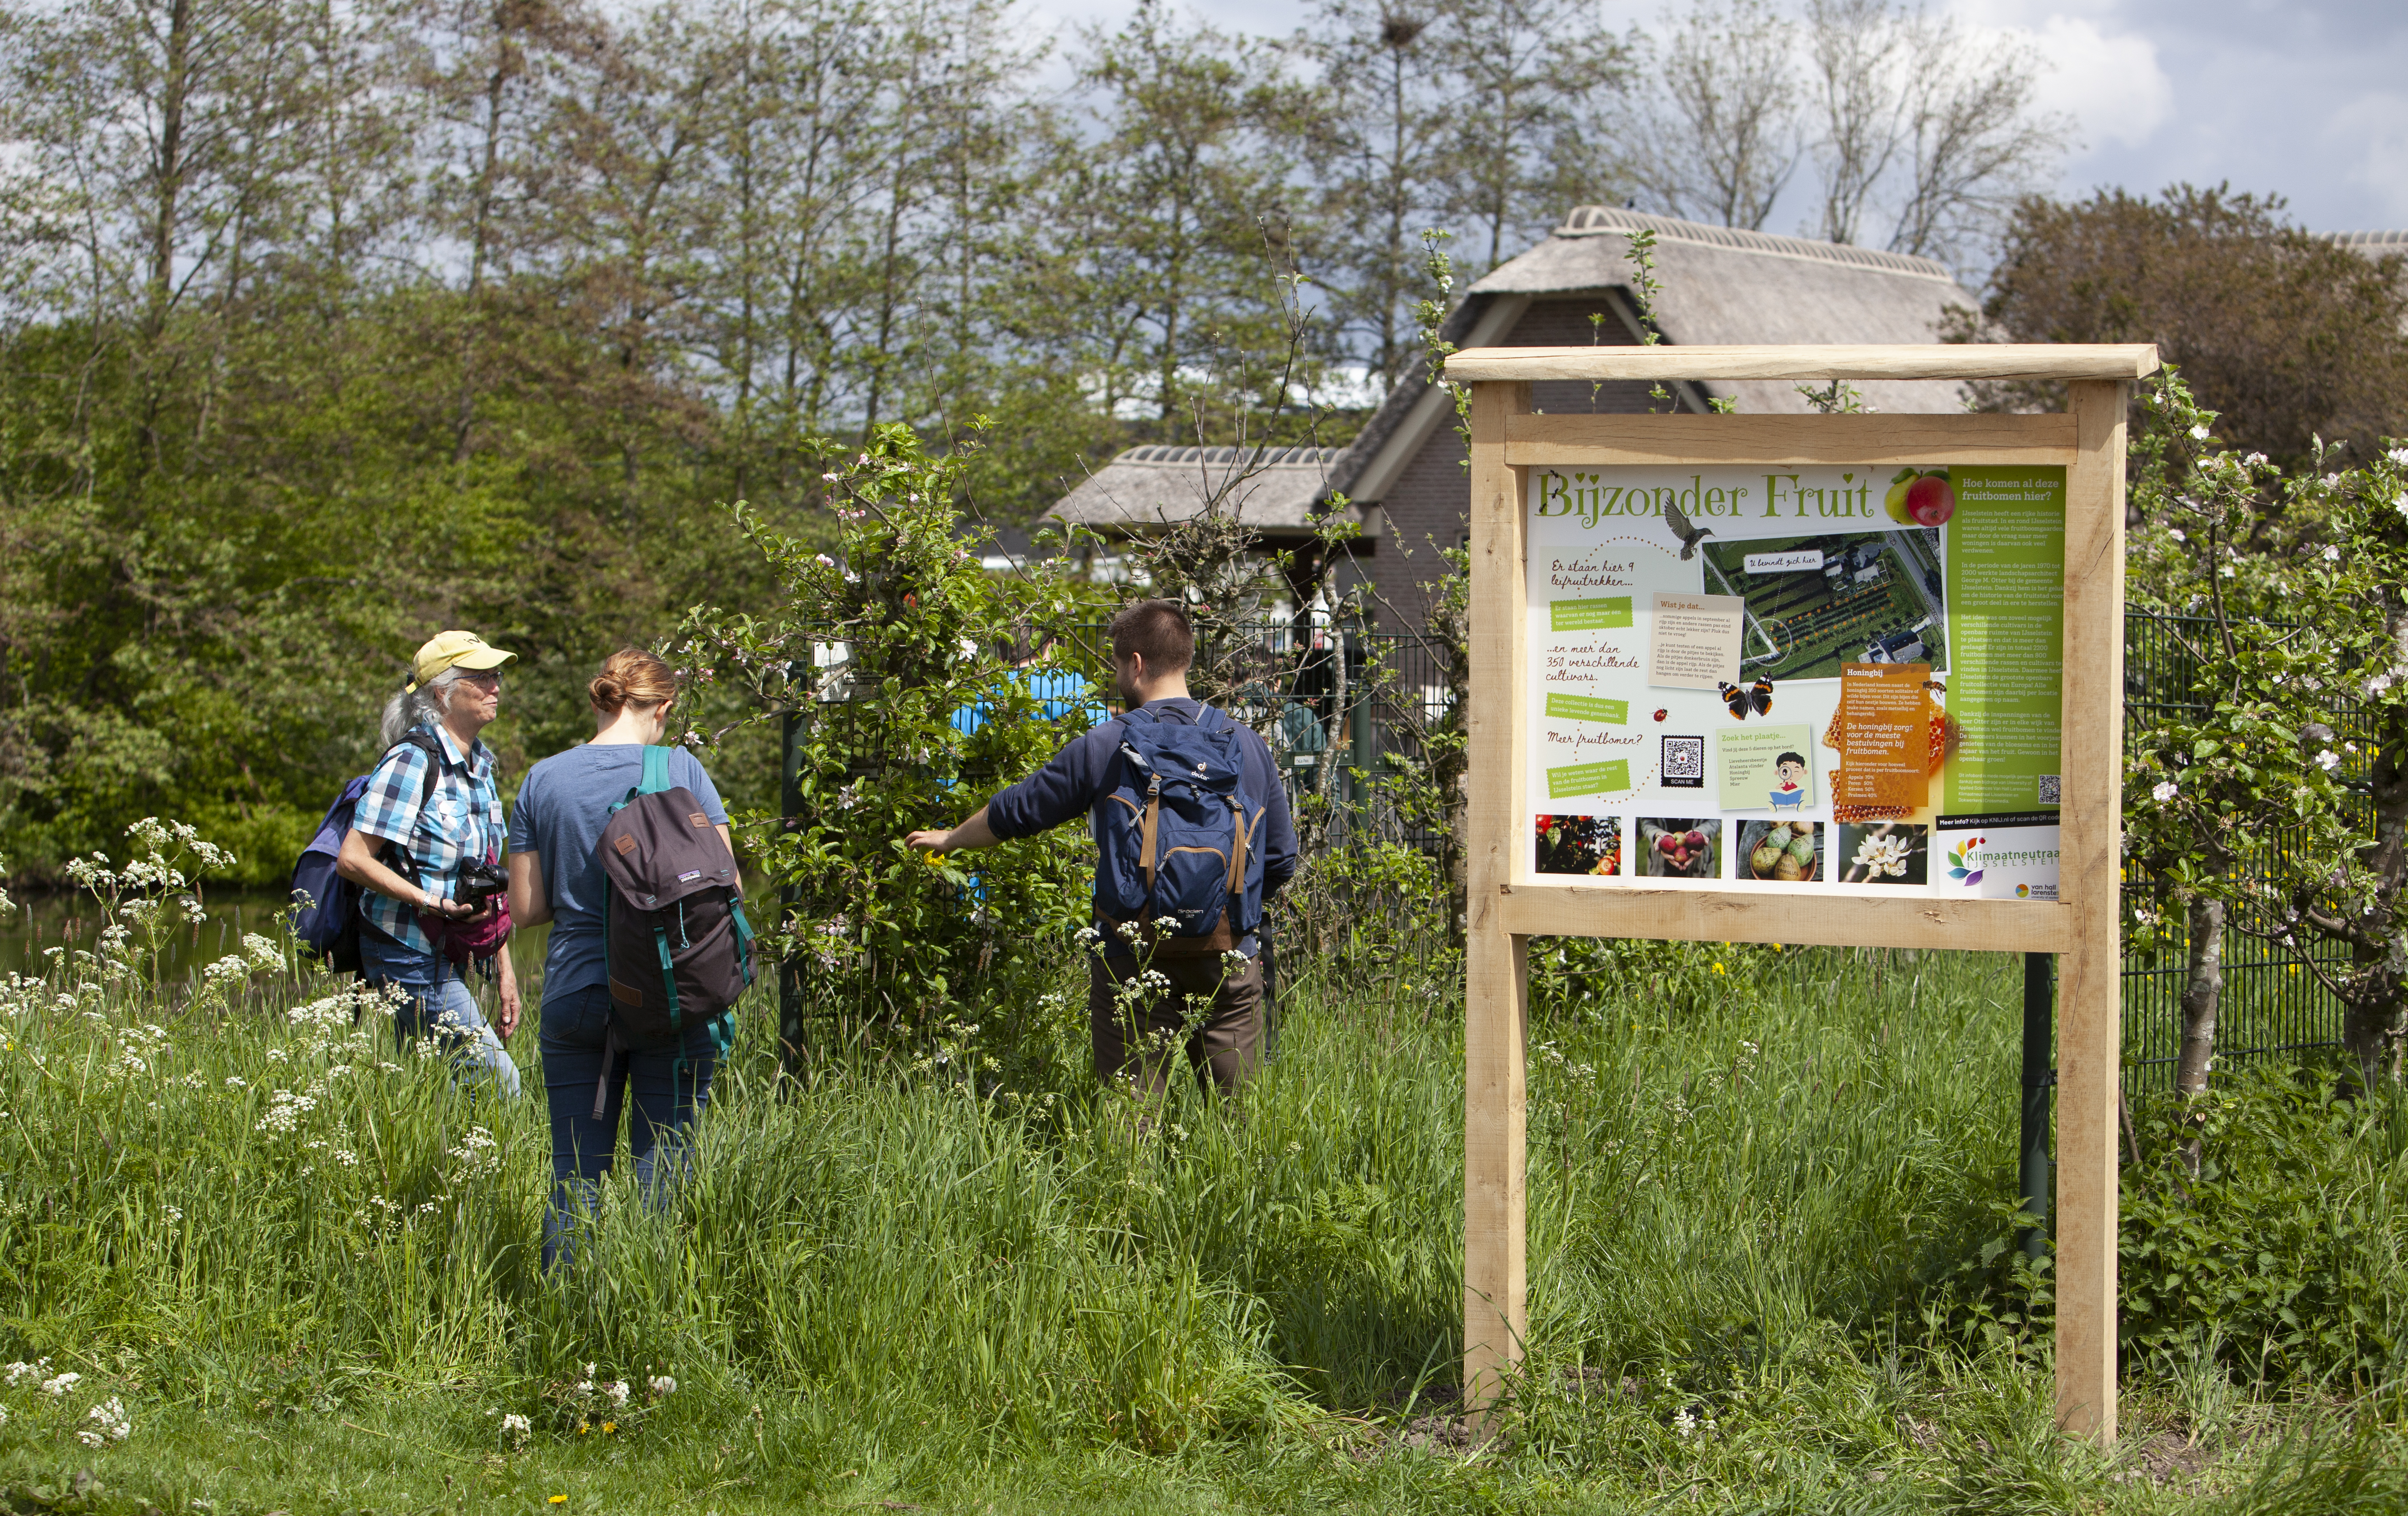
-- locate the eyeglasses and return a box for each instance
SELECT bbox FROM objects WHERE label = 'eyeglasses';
[457,671,503,690]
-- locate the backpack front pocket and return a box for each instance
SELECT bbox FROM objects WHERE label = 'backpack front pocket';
[1151,845,1231,936]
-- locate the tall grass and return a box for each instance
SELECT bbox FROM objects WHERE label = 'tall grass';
[5,934,2408,1509]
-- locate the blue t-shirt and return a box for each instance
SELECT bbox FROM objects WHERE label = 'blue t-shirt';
[506,744,729,1001]
[950,670,1101,735]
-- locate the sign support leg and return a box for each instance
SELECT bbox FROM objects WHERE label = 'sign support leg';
[2054,378,2128,1441]
[2018,952,2053,1258]
[1463,924,1527,1413]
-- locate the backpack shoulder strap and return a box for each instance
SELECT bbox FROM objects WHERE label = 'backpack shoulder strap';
[640,744,674,796]
[1119,705,1157,728]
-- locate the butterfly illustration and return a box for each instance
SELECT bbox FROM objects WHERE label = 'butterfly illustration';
[1718,678,1774,720]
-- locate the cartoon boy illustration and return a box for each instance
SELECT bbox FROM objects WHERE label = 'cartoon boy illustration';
[1769,751,1808,810]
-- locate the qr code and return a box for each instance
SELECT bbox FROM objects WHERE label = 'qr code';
[1662,735,1705,788]
[2038,774,2061,804]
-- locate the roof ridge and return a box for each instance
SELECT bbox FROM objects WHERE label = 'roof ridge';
[2326,229,2408,248]
[1115,445,1341,466]
[1555,205,1955,282]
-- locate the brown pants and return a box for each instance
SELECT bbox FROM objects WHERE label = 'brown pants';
[1088,950,1265,1096]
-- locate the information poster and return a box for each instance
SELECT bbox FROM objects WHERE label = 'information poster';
[1526,464,2064,898]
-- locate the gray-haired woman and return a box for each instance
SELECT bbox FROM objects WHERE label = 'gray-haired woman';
[335,630,522,1093]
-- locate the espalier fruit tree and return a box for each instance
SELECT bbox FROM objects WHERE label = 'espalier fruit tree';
[2123,368,2408,1098]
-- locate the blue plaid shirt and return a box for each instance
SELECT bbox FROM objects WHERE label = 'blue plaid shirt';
[352,721,504,956]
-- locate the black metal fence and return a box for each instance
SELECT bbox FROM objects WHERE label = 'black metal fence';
[2120,612,2366,1087]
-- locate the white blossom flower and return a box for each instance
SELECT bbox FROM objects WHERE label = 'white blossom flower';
[2324,545,2341,561]
[2317,750,2341,771]
[2151,780,2179,803]
[2167,528,2186,542]
[2189,424,2210,440]
[2387,446,2408,466]
[1851,834,1913,879]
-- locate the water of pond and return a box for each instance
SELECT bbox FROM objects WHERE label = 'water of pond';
[3,889,552,992]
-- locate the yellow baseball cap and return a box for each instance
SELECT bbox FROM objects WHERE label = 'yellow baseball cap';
[408,630,517,691]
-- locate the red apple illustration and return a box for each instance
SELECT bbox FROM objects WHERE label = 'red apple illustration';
[1905,471,1955,526]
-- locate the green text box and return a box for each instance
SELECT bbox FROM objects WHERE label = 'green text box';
[1546,759,1632,799]
[1550,596,1634,632]
[1544,693,1630,725]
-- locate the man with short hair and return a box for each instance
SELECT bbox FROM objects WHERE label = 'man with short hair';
[906,599,1296,1094]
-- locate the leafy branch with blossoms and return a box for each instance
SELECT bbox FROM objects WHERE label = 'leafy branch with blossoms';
[668,424,1113,1067]
[2122,366,2408,1097]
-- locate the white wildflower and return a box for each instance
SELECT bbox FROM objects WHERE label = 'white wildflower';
[79,1397,130,1445]
[605,1380,631,1408]
[649,1375,676,1399]
[500,1411,532,1449]
[40,1370,81,1396]
[2,1359,47,1387]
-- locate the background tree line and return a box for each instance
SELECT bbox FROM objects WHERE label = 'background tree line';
[1,0,2396,886]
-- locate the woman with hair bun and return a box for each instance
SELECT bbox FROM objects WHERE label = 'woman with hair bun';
[506,648,734,1269]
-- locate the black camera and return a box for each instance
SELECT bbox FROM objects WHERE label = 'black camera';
[453,857,508,904]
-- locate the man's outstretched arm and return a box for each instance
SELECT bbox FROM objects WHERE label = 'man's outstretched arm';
[906,806,1000,853]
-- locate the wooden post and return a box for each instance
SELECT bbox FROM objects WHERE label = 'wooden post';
[1463,380,1531,1416]
[2054,379,2129,1441]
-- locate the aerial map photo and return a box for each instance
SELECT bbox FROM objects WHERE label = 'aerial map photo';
[1697,527,1947,681]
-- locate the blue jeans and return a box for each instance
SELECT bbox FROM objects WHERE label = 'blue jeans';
[538,984,719,1271]
[360,928,521,1098]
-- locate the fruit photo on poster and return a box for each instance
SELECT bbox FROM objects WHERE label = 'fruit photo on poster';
[1741,819,1821,882]
[1697,529,1946,682]
[1640,818,1720,879]
[1837,822,1929,886]
[1535,814,1622,876]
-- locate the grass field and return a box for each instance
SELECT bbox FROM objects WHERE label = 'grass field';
[5,929,2408,1513]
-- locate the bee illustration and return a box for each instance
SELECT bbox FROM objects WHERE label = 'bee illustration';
[1652,708,1669,723]
[1718,678,1774,720]
[1923,678,1947,695]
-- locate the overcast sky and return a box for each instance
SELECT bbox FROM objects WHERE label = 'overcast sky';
[1023,0,2408,239]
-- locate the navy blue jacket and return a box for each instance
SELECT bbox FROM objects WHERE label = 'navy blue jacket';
[985,698,1296,956]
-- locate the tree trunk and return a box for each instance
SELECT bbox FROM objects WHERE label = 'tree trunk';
[2174,895,2223,1098]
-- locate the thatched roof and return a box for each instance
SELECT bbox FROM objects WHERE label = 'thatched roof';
[1044,445,1341,538]
[1323,205,1982,507]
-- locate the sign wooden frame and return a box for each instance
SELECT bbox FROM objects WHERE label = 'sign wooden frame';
[1448,343,2157,1443]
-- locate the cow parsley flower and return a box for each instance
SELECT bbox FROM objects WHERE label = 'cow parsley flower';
[40,1370,81,1396]
[76,1398,130,1446]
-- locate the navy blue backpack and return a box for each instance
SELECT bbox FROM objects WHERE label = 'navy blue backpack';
[1092,706,1271,954]
[290,732,441,974]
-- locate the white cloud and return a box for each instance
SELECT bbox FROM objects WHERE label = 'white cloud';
[2021,14,2174,149]
[2326,93,2408,223]
[1948,1,2174,154]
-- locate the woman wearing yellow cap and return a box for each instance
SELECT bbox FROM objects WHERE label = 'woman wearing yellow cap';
[336,630,523,1094]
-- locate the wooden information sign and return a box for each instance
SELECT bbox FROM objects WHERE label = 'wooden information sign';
[1448,343,2158,1442]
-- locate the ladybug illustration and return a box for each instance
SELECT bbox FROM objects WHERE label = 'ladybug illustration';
[1652,708,1668,722]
